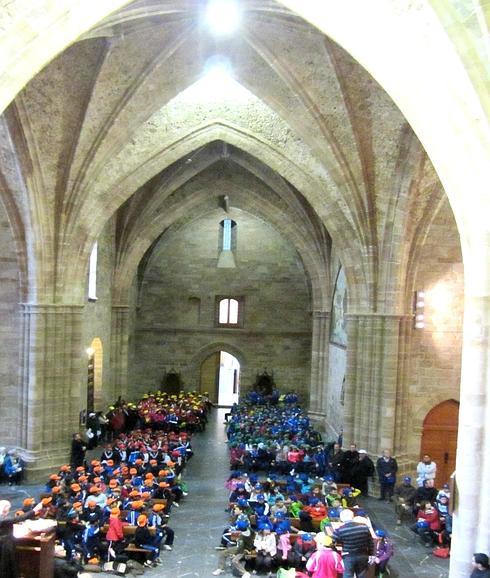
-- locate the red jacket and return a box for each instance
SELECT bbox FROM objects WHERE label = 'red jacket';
[106,516,126,541]
[418,508,441,531]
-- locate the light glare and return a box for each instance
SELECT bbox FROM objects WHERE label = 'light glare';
[205,0,241,36]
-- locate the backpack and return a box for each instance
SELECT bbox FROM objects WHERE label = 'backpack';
[432,546,450,558]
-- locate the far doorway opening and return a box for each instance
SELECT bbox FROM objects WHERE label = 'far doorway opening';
[200,351,240,406]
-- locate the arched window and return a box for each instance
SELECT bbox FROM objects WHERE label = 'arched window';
[217,296,243,326]
[88,242,98,301]
[220,298,239,324]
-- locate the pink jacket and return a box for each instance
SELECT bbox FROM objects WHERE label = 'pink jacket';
[306,548,344,578]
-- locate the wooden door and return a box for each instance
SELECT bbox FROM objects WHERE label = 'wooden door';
[420,399,459,487]
[200,352,220,404]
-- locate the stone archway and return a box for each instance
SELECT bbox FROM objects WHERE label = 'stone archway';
[190,342,246,405]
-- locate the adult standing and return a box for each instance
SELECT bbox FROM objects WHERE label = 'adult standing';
[341,444,359,484]
[416,454,437,487]
[350,450,374,496]
[86,412,101,450]
[332,509,374,578]
[376,449,398,501]
[70,433,87,468]
[327,443,344,483]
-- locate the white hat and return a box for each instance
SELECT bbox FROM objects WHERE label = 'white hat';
[359,449,367,454]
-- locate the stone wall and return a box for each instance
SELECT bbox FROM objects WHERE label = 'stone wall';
[406,197,463,456]
[0,197,21,445]
[80,217,116,411]
[129,209,312,402]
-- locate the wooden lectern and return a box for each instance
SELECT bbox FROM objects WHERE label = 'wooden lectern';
[15,530,55,578]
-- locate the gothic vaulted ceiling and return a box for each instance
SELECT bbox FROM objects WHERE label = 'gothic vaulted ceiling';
[0,0,446,310]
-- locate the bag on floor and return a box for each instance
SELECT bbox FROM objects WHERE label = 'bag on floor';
[433,546,450,558]
[114,562,127,575]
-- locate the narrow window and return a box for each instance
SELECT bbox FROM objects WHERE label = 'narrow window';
[223,218,232,250]
[88,242,98,301]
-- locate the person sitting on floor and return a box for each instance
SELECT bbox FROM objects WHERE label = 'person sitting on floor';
[410,502,441,546]
[393,476,416,525]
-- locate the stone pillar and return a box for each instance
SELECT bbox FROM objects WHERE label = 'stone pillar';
[343,313,406,453]
[308,310,330,425]
[449,294,490,577]
[111,305,129,400]
[19,303,84,479]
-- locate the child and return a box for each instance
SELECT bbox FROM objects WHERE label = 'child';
[374,529,394,577]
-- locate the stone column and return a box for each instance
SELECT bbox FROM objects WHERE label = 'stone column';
[308,310,330,425]
[450,294,490,577]
[111,305,130,400]
[343,313,406,453]
[19,303,84,479]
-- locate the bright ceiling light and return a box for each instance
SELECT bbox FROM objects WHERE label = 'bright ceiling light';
[205,0,241,36]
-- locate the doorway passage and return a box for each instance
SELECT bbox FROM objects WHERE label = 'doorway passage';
[200,351,240,406]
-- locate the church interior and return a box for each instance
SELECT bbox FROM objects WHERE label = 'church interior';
[0,1,489,577]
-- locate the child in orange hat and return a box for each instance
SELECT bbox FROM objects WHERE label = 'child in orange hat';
[135,514,161,567]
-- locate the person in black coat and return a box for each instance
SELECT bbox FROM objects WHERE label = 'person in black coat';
[376,450,398,501]
[70,433,86,468]
[350,450,375,496]
[341,444,359,484]
[413,479,438,514]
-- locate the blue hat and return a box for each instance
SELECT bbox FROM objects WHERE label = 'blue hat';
[236,519,249,530]
[416,520,429,529]
[301,533,313,542]
[403,476,411,483]
[375,529,386,538]
[256,494,265,501]
[237,498,248,508]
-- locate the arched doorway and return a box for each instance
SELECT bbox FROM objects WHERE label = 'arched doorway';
[420,399,459,487]
[86,338,103,412]
[200,351,240,406]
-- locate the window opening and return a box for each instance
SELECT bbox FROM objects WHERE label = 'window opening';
[219,298,239,324]
[88,242,98,301]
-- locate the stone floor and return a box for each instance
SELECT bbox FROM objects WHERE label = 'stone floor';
[0,408,450,577]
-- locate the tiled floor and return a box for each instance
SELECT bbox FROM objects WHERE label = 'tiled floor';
[1,408,450,577]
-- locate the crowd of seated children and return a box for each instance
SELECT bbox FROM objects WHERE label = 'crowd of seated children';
[215,395,396,577]
[7,391,208,572]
